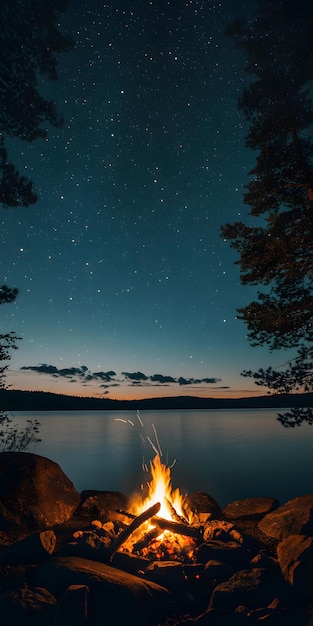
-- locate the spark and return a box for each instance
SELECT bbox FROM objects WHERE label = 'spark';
[152,422,163,456]
[146,436,159,455]
[136,410,144,427]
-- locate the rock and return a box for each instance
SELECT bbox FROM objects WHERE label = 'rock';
[209,567,286,611]
[258,494,313,540]
[0,452,80,531]
[145,560,184,590]
[0,530,56,564]
[32,556,172,625]
[186,492,223,520]
[203,520,244,544]
[55,584,89,626]
[249,551,279,570]
[111,551,150,576]
[223,497,279,520]
[277,534,313,600]
[77,490,129,518]
[196,540,249,567]
[0,586,56,626]
[194,606,250,625]
[203,560,235,585]
[65,531,111,562]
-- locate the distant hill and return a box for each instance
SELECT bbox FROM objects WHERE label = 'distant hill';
[0,388,312,411]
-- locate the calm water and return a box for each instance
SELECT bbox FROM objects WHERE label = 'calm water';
[11,409,313,507]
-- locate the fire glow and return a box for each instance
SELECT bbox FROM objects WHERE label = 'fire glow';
[132,454,189,522]
[120,454,196,561]
[113,414,200,561]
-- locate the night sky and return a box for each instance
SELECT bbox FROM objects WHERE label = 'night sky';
[1,0,295,400]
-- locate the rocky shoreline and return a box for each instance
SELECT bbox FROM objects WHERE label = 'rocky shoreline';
[0,452,313,625]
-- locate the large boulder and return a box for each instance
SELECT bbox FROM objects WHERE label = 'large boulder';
[258,494,313,540]
[223,497,279,520]
[277,534,313,600]
[0,452,80,531]
[32,556,172,625]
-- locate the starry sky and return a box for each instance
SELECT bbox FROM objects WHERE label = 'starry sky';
[1,0,296,400]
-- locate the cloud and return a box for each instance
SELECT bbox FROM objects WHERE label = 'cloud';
[86,371,116,382]
[150,374,176,384]
[177,376,222,386]
[21,363,59,376]
[122,371,148,381]
[21,364,117,384]
[20,364,223,391]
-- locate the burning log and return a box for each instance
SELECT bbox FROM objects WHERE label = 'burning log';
[165,497,189,524]
[108,501,161,559]
[152,516,202,541]
[133,527,162,552]
[116,509,136,520]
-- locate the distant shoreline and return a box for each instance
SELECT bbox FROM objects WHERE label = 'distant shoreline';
[0,388,312,411]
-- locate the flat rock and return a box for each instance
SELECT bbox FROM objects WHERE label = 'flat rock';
[0,452,80,531]
[277,534,313,599]
[32,556,172,625]
[258,494,313,540]
[223,497,279,520]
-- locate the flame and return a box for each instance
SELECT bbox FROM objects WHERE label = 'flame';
[132,454,187,520]
[123,454,195,560]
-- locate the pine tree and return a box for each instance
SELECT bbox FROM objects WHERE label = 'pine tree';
[221,0,313,426]
[0,0,71,207]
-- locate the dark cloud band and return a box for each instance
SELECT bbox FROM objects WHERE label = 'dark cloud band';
[21,364,222,389]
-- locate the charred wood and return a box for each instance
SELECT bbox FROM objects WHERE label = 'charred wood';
[108,501,161,559]
[152,517,202,541]
[133,527,162,552]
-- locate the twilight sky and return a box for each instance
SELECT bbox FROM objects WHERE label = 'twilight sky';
[1,0,295,400]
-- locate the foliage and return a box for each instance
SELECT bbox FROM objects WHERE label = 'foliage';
[0,0,72,207]
[0,331,20,389]
[0,281,40,450]
[221,0,313,425]
[0,330,41,450]
[0,284,18,306]
[0,413,41,452]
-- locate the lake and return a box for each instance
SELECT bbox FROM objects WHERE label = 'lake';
[11,408,313,507]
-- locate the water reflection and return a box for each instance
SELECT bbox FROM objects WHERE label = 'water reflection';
[11,409,313,507]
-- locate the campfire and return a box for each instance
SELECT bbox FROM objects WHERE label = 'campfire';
[112,453,199,562]
[72,416,244,582]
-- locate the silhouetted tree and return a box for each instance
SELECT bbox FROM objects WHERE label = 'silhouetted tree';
[0,2,71,445]
[0,0,72,207]
[221,0,313,426]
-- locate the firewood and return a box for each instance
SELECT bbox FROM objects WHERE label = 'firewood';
[133,526,162,552]
[165,497,189,524]
[151,516,202,540]
[108,501,161,559]
[116,509,136,519]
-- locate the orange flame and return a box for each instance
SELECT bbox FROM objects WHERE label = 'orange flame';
[132,454,188,520]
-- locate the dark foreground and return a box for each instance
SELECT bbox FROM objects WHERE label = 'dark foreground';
[1,451,313,625]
